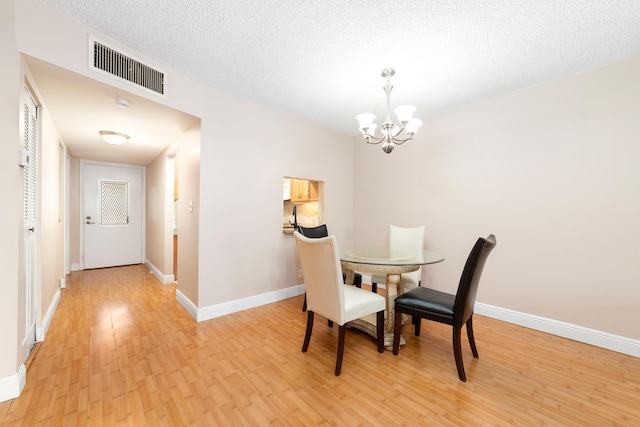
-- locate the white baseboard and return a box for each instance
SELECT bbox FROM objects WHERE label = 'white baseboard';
[474,302,640,358]
[71,263,81,271]
[176,284,306,322]
[174,283,638,358]
[10,288,61,401]
[175,289,198,320]
[196,284,305,322]
[0,365,26,403]
[145,259,175,285]
[39,289,61,342]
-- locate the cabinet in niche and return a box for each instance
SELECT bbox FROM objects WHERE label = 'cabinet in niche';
[290,178,318,202]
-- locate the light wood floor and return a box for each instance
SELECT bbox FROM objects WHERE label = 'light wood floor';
[1,264,639,426]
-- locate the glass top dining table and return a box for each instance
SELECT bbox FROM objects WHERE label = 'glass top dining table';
[340,248,445,348]
[340,248,444,268]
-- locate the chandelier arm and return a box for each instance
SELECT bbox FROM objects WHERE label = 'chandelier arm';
[389,136,413,145]
[364,134,386,145]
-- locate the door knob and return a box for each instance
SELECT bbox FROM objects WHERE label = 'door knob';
[86,221,95,224]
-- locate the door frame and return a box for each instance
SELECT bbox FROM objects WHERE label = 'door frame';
[79,159,146,270]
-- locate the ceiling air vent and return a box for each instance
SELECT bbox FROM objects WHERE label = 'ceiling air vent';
[89,36,166,97]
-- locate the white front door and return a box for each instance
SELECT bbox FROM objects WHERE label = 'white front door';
[82,162,143,269]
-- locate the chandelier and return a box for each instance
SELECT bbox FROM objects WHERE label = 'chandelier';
[356,68,423,154]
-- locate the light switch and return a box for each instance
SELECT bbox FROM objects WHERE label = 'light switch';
[18,149,30,167]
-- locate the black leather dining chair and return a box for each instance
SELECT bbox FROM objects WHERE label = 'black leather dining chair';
[297,225,363,312]
[392,234,496,382]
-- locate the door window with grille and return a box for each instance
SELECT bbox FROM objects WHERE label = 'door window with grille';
[101,180,129,225]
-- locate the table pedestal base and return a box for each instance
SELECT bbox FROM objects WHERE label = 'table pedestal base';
[341,249,444,351]
[347,313,405,351]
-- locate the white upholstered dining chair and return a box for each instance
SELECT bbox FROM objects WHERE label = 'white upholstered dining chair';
[293,231,385,376]
[371,225,425,292]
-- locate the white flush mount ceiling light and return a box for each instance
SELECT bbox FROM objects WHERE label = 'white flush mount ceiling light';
[356,68,423,154]
[99,130,129,145]
[115,97,130,108]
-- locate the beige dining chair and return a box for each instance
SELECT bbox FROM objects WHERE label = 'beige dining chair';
[297,224,363,313]
[293,231,385,376]
[371,225,425,293]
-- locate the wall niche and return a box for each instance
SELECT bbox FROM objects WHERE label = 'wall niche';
[282,177,324,234]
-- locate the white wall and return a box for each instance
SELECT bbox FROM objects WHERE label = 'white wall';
[145,145,172,275]
[176,125,201,306]
[0,0,22,380]
[354,56,640,340]
[197,90,355,307]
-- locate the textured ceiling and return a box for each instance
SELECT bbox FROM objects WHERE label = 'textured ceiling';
[36,0,640,137]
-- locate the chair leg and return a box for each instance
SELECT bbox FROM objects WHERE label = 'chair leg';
[413,316,421,336]
[453,326,467,382]
[302,311,314,352]
[335,325,346,376]
[466,316,479,358]
[377,310,384,353]
[302,293,307,312]
[372,282,378,293]
[392,309,403,355]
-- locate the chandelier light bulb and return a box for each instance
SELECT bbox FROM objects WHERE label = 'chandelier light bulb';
[356,113,376,133]
[394,105,416,124]
[405,118,423,136]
